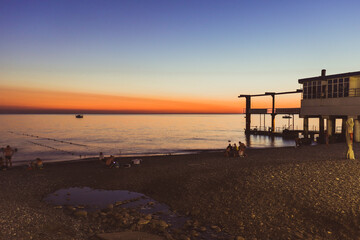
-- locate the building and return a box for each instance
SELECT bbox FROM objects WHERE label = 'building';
[298,69,360,142]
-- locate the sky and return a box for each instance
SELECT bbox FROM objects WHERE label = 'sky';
[1,0,360,113]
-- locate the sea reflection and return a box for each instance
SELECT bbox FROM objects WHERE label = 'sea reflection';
[0,114,318,164]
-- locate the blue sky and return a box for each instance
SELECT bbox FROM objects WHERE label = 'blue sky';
[0,0,359,112]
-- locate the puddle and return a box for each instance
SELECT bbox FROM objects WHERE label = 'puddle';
[44,187,232,239]
[44,187,187,228]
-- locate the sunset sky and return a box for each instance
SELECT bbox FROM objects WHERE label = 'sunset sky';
[1,0,360,113]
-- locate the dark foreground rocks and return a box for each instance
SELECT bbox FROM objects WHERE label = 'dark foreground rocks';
[1,143,360,239]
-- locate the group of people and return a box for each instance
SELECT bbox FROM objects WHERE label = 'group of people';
[28,158,44,170]
[1,145,16,170]
[99,152,119,168]
[99,152,142,168]
[225,141,247,158]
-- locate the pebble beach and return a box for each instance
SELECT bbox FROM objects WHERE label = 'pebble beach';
[1,143,360,240]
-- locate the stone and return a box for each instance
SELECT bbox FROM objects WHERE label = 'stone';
[97,231,164,240]
[235,236,246,240]
[159,220,168,228]
[144,214,152,220]
[138,219,150,225]
[66,206,76,211]
[210,225,221,232]
[74,210,88,218]
[190,230,199,237]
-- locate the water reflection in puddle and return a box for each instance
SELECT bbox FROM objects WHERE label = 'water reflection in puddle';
[44,187,186,228]
[44,187,232,240]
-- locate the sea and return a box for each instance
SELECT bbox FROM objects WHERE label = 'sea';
[0,114,321,166]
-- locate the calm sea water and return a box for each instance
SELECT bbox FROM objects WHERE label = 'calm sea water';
[0,114,316,165]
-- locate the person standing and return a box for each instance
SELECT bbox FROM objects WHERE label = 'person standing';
[346,118,355,160]
[3,145,14,168]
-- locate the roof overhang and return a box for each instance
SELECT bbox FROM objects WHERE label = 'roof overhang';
[298,71,360,84]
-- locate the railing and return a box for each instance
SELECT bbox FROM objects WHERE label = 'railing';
[243,108,300,114]
[349,88,360,97]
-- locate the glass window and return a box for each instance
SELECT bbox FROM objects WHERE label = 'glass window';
[308,81,312,99]
[344,78,349,97]
[312,81,317,99]
[322,85,326,98]
[333,79,338,98]
[303,82,307,99]
[328,80,332,98]
[317,81,321,98]
[339,79,343,97]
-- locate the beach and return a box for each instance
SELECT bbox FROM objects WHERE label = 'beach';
[1,143,360,240]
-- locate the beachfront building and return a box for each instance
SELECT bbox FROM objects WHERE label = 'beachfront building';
[298,69,360,142]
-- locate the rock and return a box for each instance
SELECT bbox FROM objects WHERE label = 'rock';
[74,210,88,218]
[235,236,246,240]
[159,220,169,228]
[138,219,150,225]
[210,225,221,232]
[66,206,76,211]
[54,205,63,209]
[200,226,207,232]
[107,204,114,210]
[97,231,164,240]
[190,230,199,237]
[144,214,152,220]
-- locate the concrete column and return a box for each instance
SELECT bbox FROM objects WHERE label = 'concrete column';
[245,96,251,134]
[354,119,360,143]
[319,116,325,143]
[303,117,309,138]
[271,94,275,133]
[327,118,333,137]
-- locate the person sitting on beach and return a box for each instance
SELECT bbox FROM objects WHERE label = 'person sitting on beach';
[131,159,142,165]
[36,158,44,169]
[99,152,105,162]
[232,143,239,157]
[3,145,15,168]
[238,141,247,157]
[28,158,44,170]
[105,155,119,168]
[225,144,232,157]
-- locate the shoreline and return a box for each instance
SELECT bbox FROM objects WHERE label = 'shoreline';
[11,143,302,167]
[2,143,358,239]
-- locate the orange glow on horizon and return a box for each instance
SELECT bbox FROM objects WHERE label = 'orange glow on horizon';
[0,87,241,113]
[0,87,301,113]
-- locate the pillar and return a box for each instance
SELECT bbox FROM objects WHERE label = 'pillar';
[342,117,346,135]
[327,118,333,137]
[354,119,360,143]
[319,116,325,143]
[271,94,275,133]
[245,96,251,134]
[303,117,309,138]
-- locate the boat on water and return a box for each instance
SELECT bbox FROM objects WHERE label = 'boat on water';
[75,114,83,118]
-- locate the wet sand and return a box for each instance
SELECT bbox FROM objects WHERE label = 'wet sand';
[1,143,360,240]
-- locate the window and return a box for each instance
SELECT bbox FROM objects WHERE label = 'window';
[339,79,343,97]
[303,82,307,99]
[317,81,321,98]
[328,80,332,98]
[344,78,349,97]
[322,84,327,98]
[308,81,312,99]
[312,81,317,99]
[333,79,338,98]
